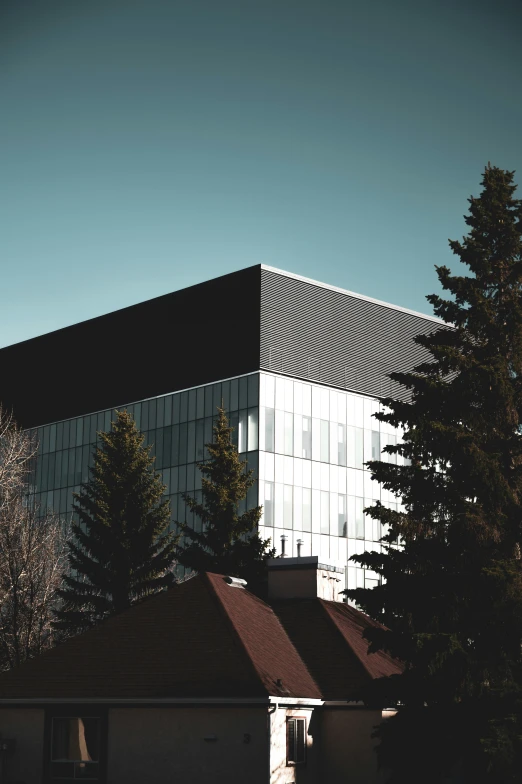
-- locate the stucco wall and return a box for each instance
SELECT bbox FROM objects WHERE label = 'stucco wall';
[320,708,391,783]
[269,706,319,784]
[0,708,45,784]
[0,703,395,784]
[107,706,268,784]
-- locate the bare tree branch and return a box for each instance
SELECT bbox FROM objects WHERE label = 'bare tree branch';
[0,407,68,669]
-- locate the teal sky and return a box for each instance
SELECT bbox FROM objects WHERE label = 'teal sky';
[2,0,521,347]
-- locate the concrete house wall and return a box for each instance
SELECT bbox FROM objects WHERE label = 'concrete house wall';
[0,706,270,784]
[321,708,393,784]
[0,704,392,784]
[0,708,45,784]
[107,706,269,784]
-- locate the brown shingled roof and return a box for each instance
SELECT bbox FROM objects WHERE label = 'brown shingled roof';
[0,573,320,701]
[321,599,401,682]
[271,598,402,700]
[0,574,400,703]
[206,573,320,699]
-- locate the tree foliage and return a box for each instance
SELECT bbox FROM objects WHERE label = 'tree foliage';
[55,410,177,635]
[346,165,522,783]
[0,407,67,668]
[175,407,275,589]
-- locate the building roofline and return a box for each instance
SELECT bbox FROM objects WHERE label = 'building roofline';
[260,264,446,325]
[4,264,446,354]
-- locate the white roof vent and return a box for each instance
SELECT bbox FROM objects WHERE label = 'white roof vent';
[224,576,247,589]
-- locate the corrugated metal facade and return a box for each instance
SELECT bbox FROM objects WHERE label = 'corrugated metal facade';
[0,265,446,429]
[260,268,444,400]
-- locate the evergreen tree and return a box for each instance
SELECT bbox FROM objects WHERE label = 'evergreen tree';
[55,410,177,635]
[175,407,275,589]
[346,165,522,783]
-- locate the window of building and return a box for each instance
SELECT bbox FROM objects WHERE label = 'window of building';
[371,430,381,461]
[264,481,274,526]
[247,408,258,451]
[187,422,195,463]
[286,717,306,766]
[50,717,101,780]
[338,493,347,537]
[238,410,248,453]
[302,488,312,532]
[372,516,382,543]
[302,416,312,460]
[264,408,275,452]
[284,412,293,456]
[320,490,329,535]
[355,496,365,539]
[320,420,329,463]
[386,433,397,464]
[355,427,364,468]
[283,485,293,529]
[195,420,205,461]
[337,423,346,466]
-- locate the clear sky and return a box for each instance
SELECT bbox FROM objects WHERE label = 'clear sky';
[2,0,521,347]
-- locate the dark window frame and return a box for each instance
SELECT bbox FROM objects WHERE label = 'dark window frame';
[286,716,307,767]
[43,706,108,784]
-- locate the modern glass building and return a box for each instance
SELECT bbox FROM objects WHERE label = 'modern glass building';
[0,266,444,591]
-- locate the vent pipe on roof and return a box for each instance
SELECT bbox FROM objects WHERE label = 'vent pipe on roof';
[280,534,287,557]
[224,576,247,589]
[296,539,303,557]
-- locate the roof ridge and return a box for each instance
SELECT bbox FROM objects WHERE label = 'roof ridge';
[205,573,321,698]
[201,573,272,696]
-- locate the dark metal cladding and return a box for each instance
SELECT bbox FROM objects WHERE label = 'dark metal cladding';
[0,264,447,430]
[260,268,445,400]
[0,266,262,429]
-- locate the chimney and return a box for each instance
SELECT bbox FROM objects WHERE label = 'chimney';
[267,556,345,602]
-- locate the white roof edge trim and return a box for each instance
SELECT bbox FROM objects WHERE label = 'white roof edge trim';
[260,265,447,326]
[269,697,324,706]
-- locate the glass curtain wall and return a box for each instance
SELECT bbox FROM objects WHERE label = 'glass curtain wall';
[28,369,404,591]
[28,374,260,537]
[257,373,404,592]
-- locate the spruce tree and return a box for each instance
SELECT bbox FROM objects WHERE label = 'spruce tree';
[175,407,275,589]
[55,410,177,635]
[347,165,522,783]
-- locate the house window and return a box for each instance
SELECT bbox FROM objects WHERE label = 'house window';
[50,717,100,780]
[286,717,306,765]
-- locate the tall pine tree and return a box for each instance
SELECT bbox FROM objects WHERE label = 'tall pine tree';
[55,410,177,635]
[347,165,522,783]
[175,407,275,590]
